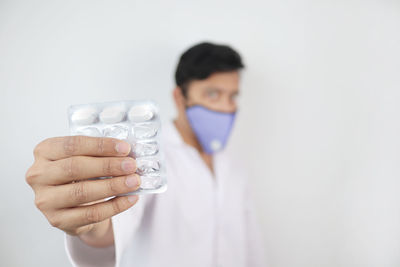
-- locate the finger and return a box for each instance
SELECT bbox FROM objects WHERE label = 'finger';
[58,195,139,229]
[47,174,141,208]
[43,156,136,185]
[34,136,131,161]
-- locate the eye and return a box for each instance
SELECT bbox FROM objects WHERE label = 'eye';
[230,92,239,103]
[206,90,220,100]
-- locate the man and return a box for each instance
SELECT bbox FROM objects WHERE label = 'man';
[26,42,266,266]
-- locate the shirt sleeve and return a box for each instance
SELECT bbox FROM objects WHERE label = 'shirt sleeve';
[64,234,116,267]
[64,195,148,267]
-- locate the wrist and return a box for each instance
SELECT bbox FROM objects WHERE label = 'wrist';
[79,219,114,248]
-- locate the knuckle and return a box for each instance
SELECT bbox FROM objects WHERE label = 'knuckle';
[63,136,81,156]
[85,206,102,224]
[33,143,42,158]
[70,182,88,203]
[102,158,114,176]
[33,138,49,158]
[25,165,42,185]
[107,178,120,195]
[97,138,106,154]
[34,194,48,211]
[63,157,78,179]
[48,214,62,229]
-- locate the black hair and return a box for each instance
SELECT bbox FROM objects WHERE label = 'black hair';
[175,42,244,97]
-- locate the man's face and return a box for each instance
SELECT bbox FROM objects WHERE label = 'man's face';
[184,71,240,113]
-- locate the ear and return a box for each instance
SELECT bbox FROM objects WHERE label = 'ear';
[173,87,186,111]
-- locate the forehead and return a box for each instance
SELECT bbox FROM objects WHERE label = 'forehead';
[188,71,240,94]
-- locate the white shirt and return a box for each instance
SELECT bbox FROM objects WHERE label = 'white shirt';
[65,122,267,267]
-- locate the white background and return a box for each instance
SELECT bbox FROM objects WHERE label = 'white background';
[0,0,399,266]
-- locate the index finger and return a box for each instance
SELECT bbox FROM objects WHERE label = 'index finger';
[34,136,131,160]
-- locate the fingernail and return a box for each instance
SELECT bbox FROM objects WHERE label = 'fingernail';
[121,159,136,172]
[128,195,138,204]
[125,175,139,188]
[115,142,131,155]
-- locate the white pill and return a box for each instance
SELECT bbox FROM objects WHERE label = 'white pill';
[128,105,154,122]
[71,107,98,125]
[100,106,126,124]
[74,127,102,137]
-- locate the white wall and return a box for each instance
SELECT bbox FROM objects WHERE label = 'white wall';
[0,0,399,266]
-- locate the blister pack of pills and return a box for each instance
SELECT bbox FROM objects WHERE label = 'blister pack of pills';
[68,100,167,195]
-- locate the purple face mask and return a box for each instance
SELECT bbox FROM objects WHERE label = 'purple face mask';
[186,105,236,154]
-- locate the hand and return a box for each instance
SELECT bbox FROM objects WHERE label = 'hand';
[26,136,140,240]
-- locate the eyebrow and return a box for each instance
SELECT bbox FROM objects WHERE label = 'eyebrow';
[205,87,239,94]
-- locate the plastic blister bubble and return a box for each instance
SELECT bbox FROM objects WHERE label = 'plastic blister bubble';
[68,100,167,195]
[132,122,159,139]
[140,173,163,190]
[103,125,129,139]
[136,157,161,175]
[131,140,159,157]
